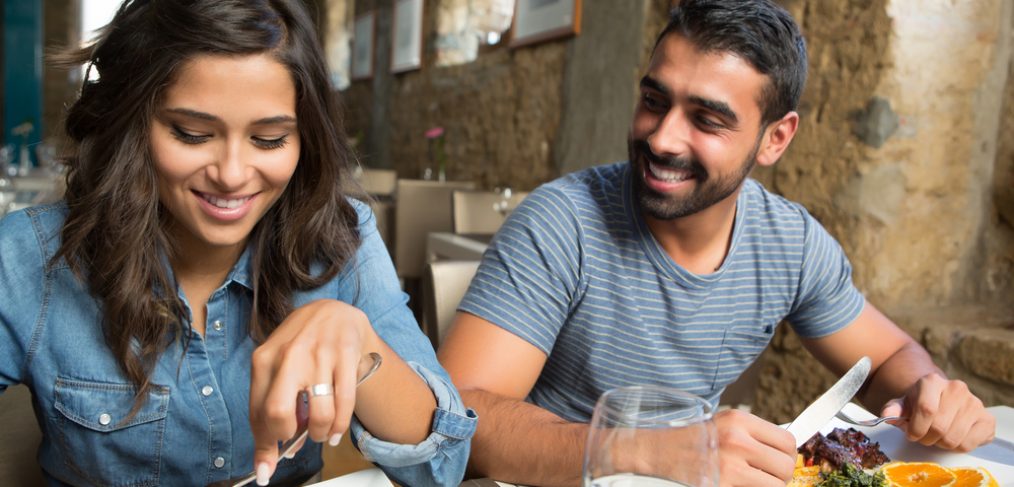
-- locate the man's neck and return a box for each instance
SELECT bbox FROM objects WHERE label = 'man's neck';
[643,188,741,275]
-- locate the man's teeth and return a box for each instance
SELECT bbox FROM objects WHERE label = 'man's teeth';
[648,162,691,182]
[204,194,250,209]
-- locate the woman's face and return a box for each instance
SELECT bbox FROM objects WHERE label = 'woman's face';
[151,53,300,259]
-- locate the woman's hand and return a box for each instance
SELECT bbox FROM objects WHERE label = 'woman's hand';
[248,299,380,485]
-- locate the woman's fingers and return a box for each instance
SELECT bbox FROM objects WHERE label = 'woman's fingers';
[329,344,363,442]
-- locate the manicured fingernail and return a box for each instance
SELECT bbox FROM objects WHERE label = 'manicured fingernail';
[256,462,271,486]
[284,450,296,459]
[328,433,342,446]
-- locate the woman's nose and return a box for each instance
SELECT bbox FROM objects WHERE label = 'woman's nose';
[206,140,248,190]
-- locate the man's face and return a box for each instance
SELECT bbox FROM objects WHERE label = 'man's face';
[629,34,770,220]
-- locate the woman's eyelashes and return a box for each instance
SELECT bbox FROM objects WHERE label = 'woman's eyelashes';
[252,135,289,150]
[170,124,289,150]
[171,125,210,144]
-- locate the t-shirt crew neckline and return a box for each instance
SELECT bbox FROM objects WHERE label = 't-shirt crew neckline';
[622,163,749,291]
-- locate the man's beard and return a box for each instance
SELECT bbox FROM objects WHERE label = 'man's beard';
[629,138,759,220]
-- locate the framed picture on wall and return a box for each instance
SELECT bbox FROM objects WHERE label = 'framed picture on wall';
[391,0,424,73]
[510,0,582,49]
[351,11,375,81]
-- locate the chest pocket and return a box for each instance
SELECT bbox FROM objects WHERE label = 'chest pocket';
[713,327,774,395]
[53,378,169,487]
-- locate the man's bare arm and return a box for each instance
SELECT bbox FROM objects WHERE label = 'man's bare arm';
[801,301,994,451]
[438,312,586,485]
[800,301,939,411]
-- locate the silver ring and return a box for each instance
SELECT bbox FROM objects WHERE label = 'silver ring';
[308,383,334,397]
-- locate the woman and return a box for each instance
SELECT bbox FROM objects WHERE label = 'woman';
[0,0,475,485]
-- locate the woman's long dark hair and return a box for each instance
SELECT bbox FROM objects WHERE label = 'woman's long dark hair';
[53,0,360,410]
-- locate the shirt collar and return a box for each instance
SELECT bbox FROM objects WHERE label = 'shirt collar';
[228,245,254,291]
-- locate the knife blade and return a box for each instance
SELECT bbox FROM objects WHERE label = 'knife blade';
[786,356,871,447]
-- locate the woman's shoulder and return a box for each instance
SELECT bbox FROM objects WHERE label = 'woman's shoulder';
[0,202,67,257]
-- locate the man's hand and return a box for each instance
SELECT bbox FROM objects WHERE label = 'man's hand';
[714,409,796,487]
[880,373,995,452]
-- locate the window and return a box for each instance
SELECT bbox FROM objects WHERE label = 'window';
[435,0,515,67]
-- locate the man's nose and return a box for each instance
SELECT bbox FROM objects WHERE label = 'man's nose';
[646,110,692,160]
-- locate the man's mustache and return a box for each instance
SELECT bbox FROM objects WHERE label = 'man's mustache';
[631,140,705,179]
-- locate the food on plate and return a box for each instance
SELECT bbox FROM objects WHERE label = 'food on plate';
[880,462,956,486]
[799,428,891,471]
[790,428,1000,487]
[948,466,999,487]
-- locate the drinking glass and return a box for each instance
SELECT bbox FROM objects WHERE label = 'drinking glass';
[584,386,719,487]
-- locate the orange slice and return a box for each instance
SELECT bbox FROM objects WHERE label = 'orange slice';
[948,467,998,487]
[882,462,957,487]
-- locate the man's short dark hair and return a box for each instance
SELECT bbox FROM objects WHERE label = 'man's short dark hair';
[656,0,808,125]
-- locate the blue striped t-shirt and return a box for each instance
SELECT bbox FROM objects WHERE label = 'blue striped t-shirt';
[458,162,865,422]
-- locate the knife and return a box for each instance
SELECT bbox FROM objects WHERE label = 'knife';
[786,356,872,447]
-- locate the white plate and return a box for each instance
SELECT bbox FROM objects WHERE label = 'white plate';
[306,468,394,487]
[822,403,1014,486]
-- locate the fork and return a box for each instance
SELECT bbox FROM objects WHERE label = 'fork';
[207,352,383,487]
[835,409,902,427]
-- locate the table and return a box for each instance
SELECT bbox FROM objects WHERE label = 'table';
[309,405,1014,486]
[426,232,492,262]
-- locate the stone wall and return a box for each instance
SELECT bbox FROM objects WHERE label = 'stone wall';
[752,0,1014,423]
[344,0,568,190]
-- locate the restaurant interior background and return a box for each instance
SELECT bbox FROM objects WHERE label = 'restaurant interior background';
[1,0,1012,480]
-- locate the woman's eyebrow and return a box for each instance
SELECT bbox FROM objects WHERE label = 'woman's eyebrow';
[163,108,295,126]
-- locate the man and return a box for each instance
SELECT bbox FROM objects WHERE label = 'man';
[437,0,996,486]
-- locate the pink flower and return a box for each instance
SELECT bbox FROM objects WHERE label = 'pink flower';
[425,126,445,139]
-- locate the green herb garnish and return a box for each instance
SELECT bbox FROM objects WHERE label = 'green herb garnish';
[814,463,887,487]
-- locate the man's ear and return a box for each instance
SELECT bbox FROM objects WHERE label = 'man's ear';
[756,111,799,167]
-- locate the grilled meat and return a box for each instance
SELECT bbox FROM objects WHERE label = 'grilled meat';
[799,427,890,471]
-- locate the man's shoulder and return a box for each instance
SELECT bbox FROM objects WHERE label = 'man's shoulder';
[741,179,811,228]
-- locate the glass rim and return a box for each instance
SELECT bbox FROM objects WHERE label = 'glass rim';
[595,385,714,425]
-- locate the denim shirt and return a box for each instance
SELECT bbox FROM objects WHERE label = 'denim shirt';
[0,200,476,487]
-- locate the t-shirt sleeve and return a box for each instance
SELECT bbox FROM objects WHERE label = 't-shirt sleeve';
[457,186,584,355]
[785,207,866,338]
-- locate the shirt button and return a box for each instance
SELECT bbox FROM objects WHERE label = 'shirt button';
[202,385,214,396]
[98,413,112,426]
[213,320,223,331]
[214,456,225,468]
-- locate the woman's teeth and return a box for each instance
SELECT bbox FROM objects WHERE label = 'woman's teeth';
[648,162,692,182]
[203,194,251,209]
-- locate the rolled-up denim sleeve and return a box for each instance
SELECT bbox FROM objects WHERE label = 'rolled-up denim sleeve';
[336,199,477,486]
[350,362,477,484]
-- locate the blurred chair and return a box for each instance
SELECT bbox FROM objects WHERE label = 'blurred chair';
[451,189,528,235]
[357,168,398,197]
[393,179,475,280]
[422,260,480,348]
[0,385,43,485]
[352,168,398,255]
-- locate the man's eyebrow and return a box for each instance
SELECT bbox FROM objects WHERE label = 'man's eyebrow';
[687,95,738,125]
[639,76,670,97]
[639,77,740,125]
[163,108,296,125]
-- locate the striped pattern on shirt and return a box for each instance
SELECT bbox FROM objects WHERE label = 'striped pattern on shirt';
[458,162,865,422]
